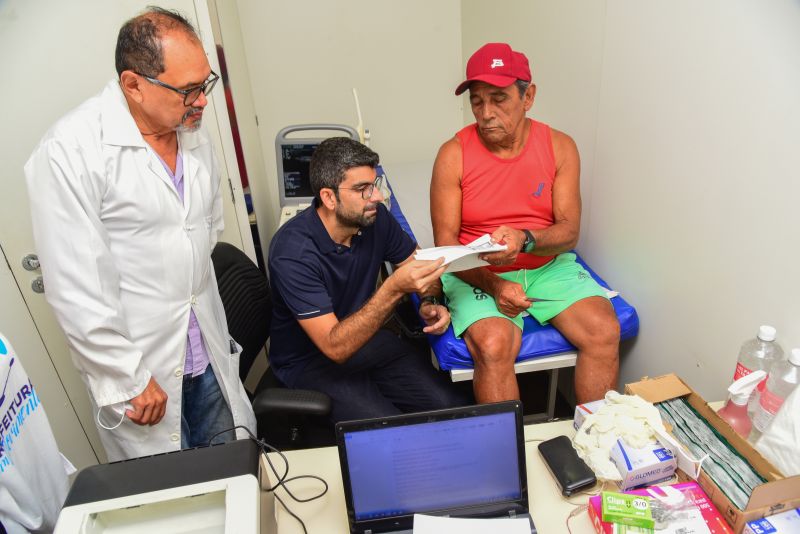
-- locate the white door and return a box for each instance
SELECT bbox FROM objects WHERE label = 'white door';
[0,0,254,463]
[0,245,98,470]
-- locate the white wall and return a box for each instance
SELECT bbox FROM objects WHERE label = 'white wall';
[234,0,464,252]
[462,0,800,400]
[584,0,800,400]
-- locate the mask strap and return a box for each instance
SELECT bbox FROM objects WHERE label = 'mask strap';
[96,404,126,431]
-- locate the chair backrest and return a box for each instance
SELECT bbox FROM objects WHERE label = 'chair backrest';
[211,242,271,380]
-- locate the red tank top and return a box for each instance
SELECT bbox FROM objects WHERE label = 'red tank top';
[457,119,557,272]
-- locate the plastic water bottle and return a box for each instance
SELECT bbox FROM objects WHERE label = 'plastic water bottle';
[749,348,800,442]
[730,326,784,417]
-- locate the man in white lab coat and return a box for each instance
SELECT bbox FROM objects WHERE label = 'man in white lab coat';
[24,7,255,461]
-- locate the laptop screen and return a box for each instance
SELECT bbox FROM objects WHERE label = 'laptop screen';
[340,408,523,522]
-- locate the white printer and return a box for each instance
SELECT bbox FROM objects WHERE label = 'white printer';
[55,440,261,534]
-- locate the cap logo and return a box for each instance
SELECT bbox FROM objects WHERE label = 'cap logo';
[490,59,504,69]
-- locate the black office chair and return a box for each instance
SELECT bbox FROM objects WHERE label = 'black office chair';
[211,242,335,450]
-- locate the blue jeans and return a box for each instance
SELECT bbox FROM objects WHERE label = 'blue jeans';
[293,329,471,423]
[181,365,235,448]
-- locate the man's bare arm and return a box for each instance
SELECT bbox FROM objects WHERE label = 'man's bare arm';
[431,138,493,292]
[431,137,464,248]
[431,139,497,288]
[528,129,581,254]
[397,251,451,335]
[298,258,446,363]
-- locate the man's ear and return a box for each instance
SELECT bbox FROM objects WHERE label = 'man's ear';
[524,83,537,112]
[319,188,337,210]
[119,71,144,103]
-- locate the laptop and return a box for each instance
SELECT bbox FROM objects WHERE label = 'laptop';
[335,401,536,534]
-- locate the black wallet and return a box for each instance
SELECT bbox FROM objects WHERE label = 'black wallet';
[537,435,597,496]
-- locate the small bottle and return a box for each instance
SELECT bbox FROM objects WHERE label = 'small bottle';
[749,348,800,442]
[731,325,785,417]
[718,370,766,438]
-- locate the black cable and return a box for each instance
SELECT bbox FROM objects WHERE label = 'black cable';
[206,425,328,533]
[274,493,308,534]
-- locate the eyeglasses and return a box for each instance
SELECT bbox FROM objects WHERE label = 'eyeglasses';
[337,174,385,200]
[138,70,220,106]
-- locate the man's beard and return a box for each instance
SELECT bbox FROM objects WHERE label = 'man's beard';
[175,107,203,133]
[335,202,379,228]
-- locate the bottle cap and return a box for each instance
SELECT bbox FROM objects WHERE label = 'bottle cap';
[757,325,776,341]
[790,348,800,366]
[728,370,766,405]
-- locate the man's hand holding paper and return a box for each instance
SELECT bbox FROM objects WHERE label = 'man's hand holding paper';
[478,225,527,266]
[415,234,507,273]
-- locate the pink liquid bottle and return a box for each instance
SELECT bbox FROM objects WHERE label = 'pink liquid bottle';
[718,370,766,438]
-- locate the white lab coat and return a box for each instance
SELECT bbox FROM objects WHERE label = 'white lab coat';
[25,80,255,462]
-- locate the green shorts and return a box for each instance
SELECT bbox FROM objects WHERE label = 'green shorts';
[442,253,609,337]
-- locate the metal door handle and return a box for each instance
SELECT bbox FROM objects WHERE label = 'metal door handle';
[31,276,45,294]
[22,254,40,271]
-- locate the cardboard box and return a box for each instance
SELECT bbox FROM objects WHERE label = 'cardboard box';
[625,374,800,534]
[588,481,733,534]
[609,438,677,491]
[743,508,800,534]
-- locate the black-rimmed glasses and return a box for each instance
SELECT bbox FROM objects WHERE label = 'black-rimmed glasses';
[337,174,385,200]
[138,70,220,106]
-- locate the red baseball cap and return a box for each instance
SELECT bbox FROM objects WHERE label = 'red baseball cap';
[455,43,532,95]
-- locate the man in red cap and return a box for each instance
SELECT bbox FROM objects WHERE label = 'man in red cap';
[431,43,619,404]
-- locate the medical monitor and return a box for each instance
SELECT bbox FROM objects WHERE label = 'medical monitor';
[275,124,359,208]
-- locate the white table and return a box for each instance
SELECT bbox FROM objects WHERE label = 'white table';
[261,418,596,534]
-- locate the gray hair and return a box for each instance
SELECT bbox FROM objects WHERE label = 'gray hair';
[310,137,379,203]
[515,79,530,98]
[115,6,199,77]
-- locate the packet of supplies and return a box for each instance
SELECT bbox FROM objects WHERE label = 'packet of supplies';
[574,399,607,430]
[743,508,800,534]
[601,492,654,530]
[589,482,733,534]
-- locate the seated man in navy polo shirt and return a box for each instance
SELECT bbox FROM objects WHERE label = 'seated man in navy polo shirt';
[268,137,469,422]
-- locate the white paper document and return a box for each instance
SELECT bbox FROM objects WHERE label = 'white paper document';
[414,234,507,273]
[413,514,531,534]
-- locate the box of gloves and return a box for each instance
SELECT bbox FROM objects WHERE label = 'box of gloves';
[573,392,678,492]
[625,374,800,534]
[573,399,607,430]
[610,437,677,491]
[573,396,677,490]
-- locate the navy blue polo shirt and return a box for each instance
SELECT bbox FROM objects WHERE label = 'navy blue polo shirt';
[267,200,417,386]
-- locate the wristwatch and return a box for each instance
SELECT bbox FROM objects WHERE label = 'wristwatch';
[419,295,440,308]
[521,229,536,253]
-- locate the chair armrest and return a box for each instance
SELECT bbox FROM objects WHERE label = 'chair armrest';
[252,388,332,418]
